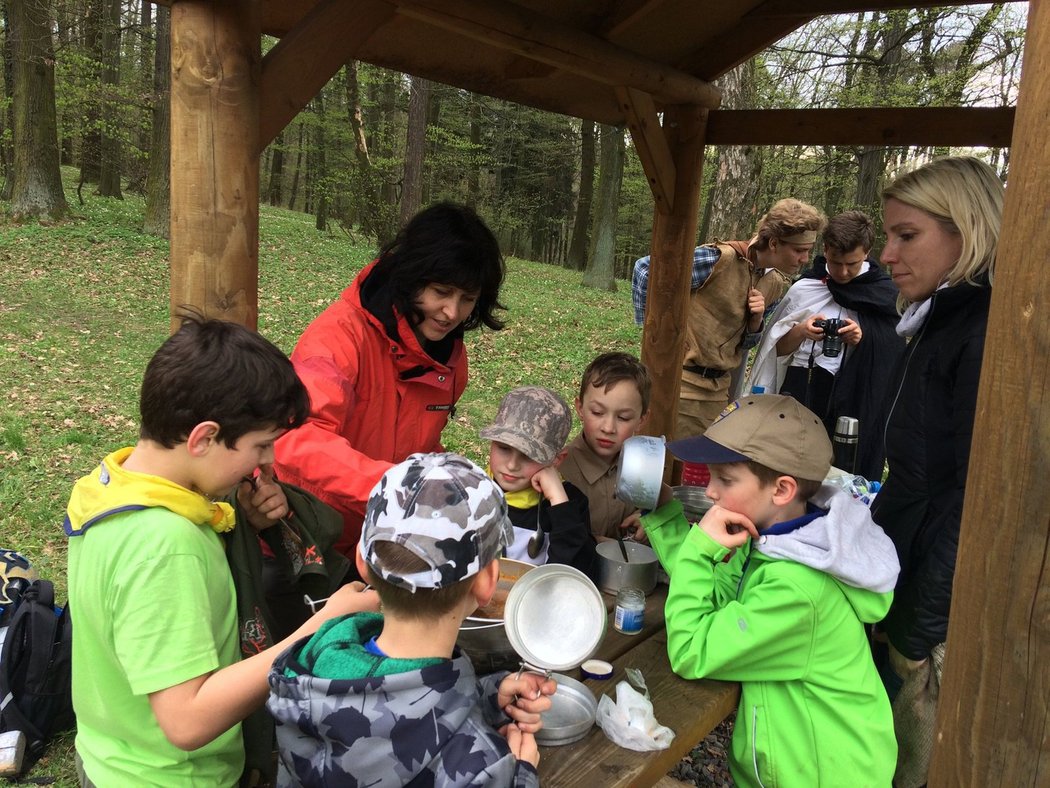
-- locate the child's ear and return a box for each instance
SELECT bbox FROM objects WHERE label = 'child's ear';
[636,408,651,430]
[471,559,500,607]
[771,475,799,506]
[551,448,569,468]
[354,544,370,581]
[574,397,584,420]
[185,421,221,457]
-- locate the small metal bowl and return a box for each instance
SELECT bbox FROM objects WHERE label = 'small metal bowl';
[536,673,598,746]
[671,485,714,522]
[615,435,667,510]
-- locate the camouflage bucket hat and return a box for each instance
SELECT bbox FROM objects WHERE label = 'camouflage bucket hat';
[479,386,572,465]
[360,453,513,592]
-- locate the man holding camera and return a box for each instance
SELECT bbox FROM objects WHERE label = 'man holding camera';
[745,211,906,480]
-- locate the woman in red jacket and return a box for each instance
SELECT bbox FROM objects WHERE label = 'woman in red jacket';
[274,203,506,559]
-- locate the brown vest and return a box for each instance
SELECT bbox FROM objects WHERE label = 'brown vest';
[681,242,791,396]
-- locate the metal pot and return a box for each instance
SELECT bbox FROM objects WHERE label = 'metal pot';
[671,485,714,522]
[596,540,658,595]
[457,558,535,672]
[614,435,667,510]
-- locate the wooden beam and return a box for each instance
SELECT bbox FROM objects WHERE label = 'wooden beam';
[929,2,1049,785]
[676,15,814,80]
[600,0,671,38]
[617,86,676,214]
[390,0,722,108]
[259,0,394,153]
[170,0,260,331]
[640,105,708,444]
[705,107,1016,147]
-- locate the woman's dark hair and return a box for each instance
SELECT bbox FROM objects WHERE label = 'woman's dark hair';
[372,202,506,331]
[139,313,310,448]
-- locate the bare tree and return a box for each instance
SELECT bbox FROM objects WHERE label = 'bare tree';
[142,3,169,236]
[7,0,68,221]
[582,124,623,291]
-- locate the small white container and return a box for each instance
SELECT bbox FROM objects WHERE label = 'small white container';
[614,587,645,635]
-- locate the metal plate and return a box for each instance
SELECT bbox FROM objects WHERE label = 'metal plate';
[503,564,606,672]
[535,673,598,746]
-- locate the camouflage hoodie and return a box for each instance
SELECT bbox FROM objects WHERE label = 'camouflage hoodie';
[267,613,538,788]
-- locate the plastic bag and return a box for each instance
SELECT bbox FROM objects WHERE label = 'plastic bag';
[595,669,675,751]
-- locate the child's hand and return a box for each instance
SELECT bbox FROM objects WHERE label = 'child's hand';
[499,723,540,768]
[315,582,380,619]
[237,464,288,531]
[697,504,758,550]
[530,467,568,505]
[498,672,556,733]
[619,511,647,544]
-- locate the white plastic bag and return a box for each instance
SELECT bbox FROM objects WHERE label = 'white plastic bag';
[595,669,675,751]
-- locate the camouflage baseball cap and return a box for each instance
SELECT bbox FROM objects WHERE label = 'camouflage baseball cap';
[360,453,513,592]
[479,386,572,465]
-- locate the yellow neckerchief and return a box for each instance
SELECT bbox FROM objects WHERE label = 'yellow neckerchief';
[66,447,236,536]
[486,464,543,509]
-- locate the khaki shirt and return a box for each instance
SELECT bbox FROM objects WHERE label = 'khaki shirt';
[559,433,636,540]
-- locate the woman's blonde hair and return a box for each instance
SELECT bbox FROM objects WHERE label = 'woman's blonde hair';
[882,156,1004,295]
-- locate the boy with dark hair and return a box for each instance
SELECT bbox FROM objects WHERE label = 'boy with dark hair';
[746,210,906,479]
[636,395,900,787]
[65,316,378,787]
[481,386,599,579]
[560,352,652,540]
[267,453,555,787]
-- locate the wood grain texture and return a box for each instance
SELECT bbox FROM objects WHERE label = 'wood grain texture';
[169,0,260,330]
[929,2,1049,785]
[617,87,676,215]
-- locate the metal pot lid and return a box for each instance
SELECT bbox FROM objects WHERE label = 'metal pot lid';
[615,435,666,510]
[503,564,606,672]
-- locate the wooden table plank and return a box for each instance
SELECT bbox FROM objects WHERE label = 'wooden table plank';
[540,615,739,787]
[594,585,668,663]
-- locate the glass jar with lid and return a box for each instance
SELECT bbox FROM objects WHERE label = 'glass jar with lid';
[614,587,645,634]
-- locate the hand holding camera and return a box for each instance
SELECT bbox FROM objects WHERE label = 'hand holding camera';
[813,317,846,357]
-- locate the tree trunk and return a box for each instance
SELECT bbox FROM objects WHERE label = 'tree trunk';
[701,60,762,242]
[97,0,123,198]
[582,124,623,292]
[288,120,304,210]
[343,60,384,241]
[267,131,284,207]
[400,75,430,224]
[8,0,68,221]
[79,0,103,186]
[1,2,15,199]
[567,118,595,271]
[314,93,327,232]
[125,0,153,193]
[466,95,480,209]
[142,4,169,237]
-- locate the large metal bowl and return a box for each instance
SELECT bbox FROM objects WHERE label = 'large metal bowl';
[535,673,597,746]
[457,558,536,672]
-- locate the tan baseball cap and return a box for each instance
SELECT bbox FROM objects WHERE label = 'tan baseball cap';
[668,394,832,482]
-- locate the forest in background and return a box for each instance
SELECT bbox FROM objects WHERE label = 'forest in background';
[0,2,1028,287]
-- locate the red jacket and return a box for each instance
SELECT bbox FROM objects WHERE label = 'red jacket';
[273,261,467,556]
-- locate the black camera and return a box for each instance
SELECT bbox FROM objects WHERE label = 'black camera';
[815,318,845,358]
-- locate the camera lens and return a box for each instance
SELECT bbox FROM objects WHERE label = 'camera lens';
[822,319,843,358]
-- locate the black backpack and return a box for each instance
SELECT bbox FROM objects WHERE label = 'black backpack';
[0,579,75,773]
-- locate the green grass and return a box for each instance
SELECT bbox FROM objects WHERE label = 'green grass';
[0,169,640,785]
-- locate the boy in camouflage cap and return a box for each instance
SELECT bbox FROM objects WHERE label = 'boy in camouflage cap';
[267,453,556,787]
[480,386,599,580]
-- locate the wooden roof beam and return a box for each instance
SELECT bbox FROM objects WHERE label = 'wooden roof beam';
[706,107,1015,147]
[390,0,722,109]
[258,0,396,153]
[600,0,672,38]
[617,86,676,214]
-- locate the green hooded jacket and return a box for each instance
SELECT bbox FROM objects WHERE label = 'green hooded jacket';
[644,488,899,787]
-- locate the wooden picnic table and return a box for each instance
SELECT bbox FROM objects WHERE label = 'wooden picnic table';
[538,584,739,787]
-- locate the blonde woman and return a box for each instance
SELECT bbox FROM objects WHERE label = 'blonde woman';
[871,156,1004,787]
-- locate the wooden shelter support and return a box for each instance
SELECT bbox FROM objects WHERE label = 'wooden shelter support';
[169,0,261,331]
[929,3,1049,784]
[636,104,708,447]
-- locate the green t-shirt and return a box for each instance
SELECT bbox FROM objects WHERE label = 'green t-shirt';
[67,506,242,787]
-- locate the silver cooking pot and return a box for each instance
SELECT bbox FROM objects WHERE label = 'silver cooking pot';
[457,558,535,672]
[596,540,659,595]
[614,435,667,510]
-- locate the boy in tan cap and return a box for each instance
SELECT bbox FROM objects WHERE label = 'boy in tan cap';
[480,386,598,580]
[635,394,900,787]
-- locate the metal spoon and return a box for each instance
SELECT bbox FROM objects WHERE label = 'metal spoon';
[616,532,631,563]
[527,508,545,558]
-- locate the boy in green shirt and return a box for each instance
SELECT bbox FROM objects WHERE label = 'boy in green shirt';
[637,394,900,787]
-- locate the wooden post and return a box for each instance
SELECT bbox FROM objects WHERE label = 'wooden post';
[638,105,708,444]
[169,1,261,331]
[929,3,1050,785]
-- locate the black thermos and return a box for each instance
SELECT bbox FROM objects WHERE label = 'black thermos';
[832,416,859,474]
